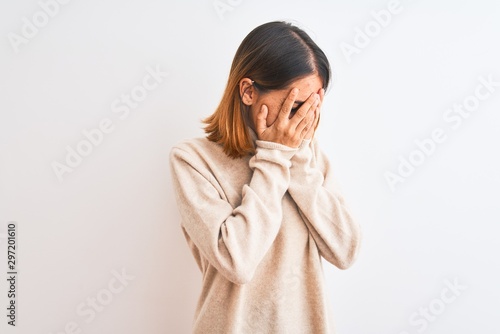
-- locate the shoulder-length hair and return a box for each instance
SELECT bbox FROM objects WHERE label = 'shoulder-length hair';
[202,21,332,159]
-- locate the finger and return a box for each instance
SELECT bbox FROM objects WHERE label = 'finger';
[311,108,321,141]
[319,88,325,108]
[315,89,324,128]
[255,104,269,135]
[297,108,316,136]
[310,89,323,135]
[290,92,319,127]
[304,108,317,138]
[277,88,299,123]
[314,106,320,129]
[303,99,322,140]
[307,110,318,137]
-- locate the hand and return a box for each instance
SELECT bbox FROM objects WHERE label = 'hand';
[256,88,320,148]
[303,88,324,141]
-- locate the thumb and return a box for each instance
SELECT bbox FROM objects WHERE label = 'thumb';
[255,104,268,135]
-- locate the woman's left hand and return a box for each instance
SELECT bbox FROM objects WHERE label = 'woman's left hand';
[303,88,324,140]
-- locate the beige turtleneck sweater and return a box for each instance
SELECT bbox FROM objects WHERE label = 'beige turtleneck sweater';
[169,125,362,334]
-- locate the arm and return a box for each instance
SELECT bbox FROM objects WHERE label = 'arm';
[169,140,298,284]
[288,137,362,269]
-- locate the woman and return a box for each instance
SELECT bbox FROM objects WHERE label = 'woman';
[169,21,362,334]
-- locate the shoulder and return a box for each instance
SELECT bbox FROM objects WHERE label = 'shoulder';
[170,136,207,154]
[169,135,225,166]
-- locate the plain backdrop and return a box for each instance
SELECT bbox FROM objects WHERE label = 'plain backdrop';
[1,0,499,333]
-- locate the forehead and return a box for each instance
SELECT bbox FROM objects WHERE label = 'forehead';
[276,74,323,102]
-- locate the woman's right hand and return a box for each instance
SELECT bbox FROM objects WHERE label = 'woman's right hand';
[255,88,320,148]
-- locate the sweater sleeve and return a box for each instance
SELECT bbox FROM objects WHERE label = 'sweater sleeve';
[288,138,362,269]
[169,140,298,285]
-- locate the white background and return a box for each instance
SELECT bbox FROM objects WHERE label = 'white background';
[1,0,499,333]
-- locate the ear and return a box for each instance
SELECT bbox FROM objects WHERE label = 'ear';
[239,78,256,106]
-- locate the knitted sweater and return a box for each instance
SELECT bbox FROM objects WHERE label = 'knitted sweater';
[169,125,362,334]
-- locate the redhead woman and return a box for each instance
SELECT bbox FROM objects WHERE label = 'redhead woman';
[169,21,362,334]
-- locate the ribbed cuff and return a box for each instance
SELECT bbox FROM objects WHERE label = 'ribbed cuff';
[255,140,300,151]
